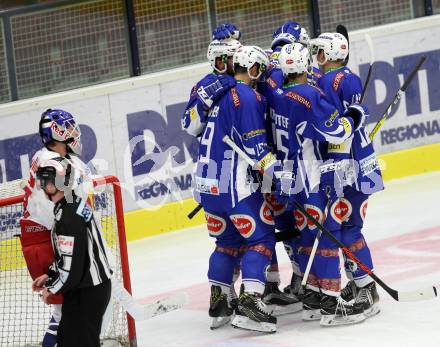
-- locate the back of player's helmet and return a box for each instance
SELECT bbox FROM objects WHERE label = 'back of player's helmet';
[279,43,311,76]
[310,33,348,65]
[233,45,269,80]
[36,157,76,200]
[39,109,82,156]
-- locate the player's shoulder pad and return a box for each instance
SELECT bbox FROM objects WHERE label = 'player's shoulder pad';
[75,198,93,222]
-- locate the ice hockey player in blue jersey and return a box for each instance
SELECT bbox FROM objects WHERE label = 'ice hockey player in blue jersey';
[273,43,370,326]
[194,45,281,333]
[311,32,383,319]
[259,21,320,302]
[181,34,241,137]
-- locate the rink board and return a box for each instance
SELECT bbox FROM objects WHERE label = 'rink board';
[0,15,440,241]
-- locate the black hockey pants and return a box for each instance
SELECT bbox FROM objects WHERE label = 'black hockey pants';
[57,279,111,347]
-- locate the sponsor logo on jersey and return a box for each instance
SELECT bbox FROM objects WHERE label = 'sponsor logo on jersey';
[285,91,311,109]
[327,142,347,153]
[325,110,339,127]
[230,87,240,107]
[230,214,256,238]
[195,177,220,195]
[205,212,227,236]
[189,106,198,121]
[360,153,380,176]
[57,235,74,255]
[267,77,277,89]
[259,202,274,225]
[339,117,352,134]
[258,152,277,171]
[333,72,344,92]
[76,202,93,222]
[190,85,197,96]
[242,128,266,140]
[330,198,352,223]
[294,209,307,231]
[360,200,368,222]
[264,193,287,216]
[304,204,324,230]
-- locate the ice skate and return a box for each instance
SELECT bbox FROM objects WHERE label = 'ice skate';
[320,293,366,326]
[340,280,357,302]
[283,273,304,301]
[263,282,302,316]
[301,288,322,321]
[209,285,234,330]
[231,292,277,333]
[354,281,380,318]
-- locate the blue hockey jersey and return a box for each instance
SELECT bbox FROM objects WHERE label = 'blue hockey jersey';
[270,82,354,195]
[317,67,383,195]
[194,82,276,211]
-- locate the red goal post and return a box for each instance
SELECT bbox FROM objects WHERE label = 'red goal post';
[0,175,136,346]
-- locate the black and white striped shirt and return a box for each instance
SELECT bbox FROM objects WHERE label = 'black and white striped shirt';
[46,195,112,294]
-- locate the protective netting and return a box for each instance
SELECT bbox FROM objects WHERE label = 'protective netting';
[0,177,131,346]
[318,0,414,33]
[10,0,130,100]
[133,0,210,73]
[215,0,311,49]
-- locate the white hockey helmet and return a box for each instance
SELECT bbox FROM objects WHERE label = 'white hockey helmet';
[207,39,242,73]
[279,43,311,75]
[310,32,348,65]
[233,45,269,80]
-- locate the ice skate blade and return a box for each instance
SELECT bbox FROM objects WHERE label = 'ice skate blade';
[320,313,366,326]
[231,314,276,333]
[364,304,380,318]
[302,309,321,321]
[268,302,303,316]
[210,315,232,330]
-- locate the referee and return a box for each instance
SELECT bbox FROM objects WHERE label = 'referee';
[32,157,112,347]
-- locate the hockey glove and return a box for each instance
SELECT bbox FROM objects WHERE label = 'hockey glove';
[342,104,368,131]
[197,74,236,108]
[212,23,241,41]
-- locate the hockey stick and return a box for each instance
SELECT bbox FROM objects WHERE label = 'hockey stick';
[300,188,332,287]
[222,134,438,302]
[188,203,203,219]
[360,34,375,103]
[369,55,426,140]
[112,280,188,320]
[336,24,349,66]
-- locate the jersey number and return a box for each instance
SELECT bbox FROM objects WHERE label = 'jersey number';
[200,122,215,163]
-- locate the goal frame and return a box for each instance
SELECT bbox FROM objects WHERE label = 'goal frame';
[0,175,137,346]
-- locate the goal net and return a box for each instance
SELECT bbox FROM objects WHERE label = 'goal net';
[0,176,136,346]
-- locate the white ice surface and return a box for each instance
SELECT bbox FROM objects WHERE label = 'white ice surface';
[128,172,440,347]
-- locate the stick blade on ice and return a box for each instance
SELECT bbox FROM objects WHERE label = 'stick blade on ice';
[397,286,437,302]
[143,292,189,319]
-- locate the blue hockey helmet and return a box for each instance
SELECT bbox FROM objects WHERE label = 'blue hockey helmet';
[39,109,82,156]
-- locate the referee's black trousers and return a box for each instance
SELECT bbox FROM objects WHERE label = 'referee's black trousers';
[57,280,111,347]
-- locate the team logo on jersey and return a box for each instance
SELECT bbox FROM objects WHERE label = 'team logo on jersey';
[330,198,352,223]
[294,210,307,231]
[360,200,368,222]
[230,214,256,238]
[205,213,227,236]
[57,235,74,256]
[333,71,344,91]
[303,204,324,230]
[264,194,287,216]
[259,202,275,225]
